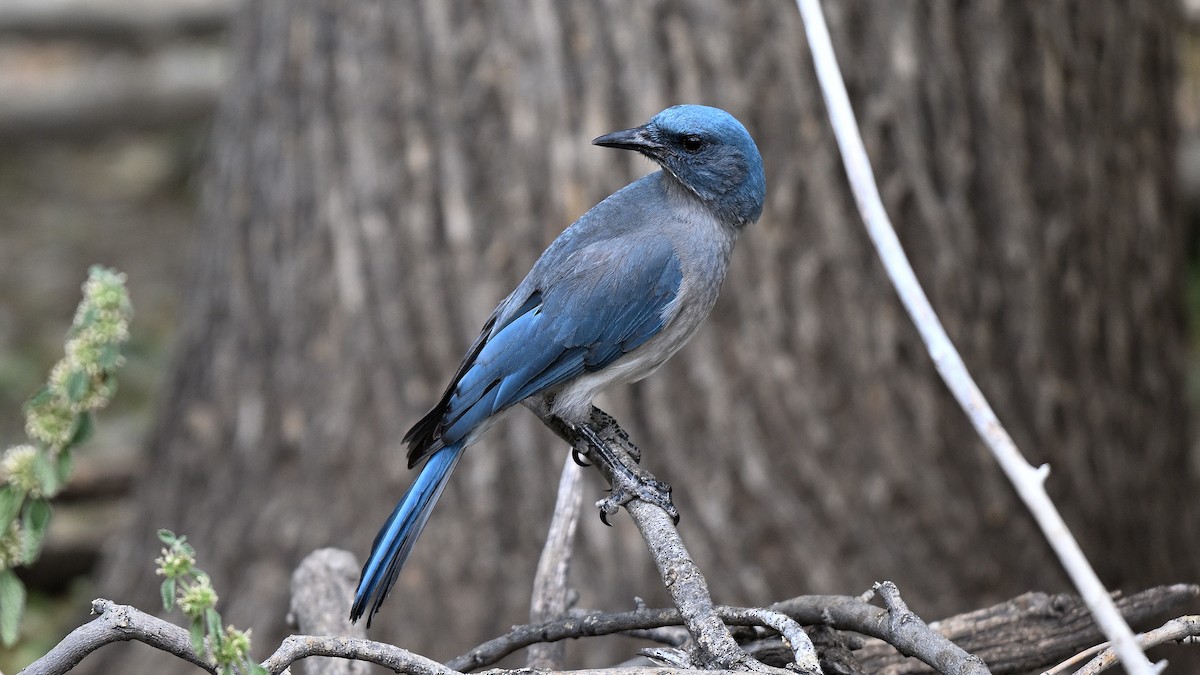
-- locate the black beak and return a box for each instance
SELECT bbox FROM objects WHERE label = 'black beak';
[592,124,664,158]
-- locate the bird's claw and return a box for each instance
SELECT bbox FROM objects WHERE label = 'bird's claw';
[598,498,619,526]
[571,446,592,467]
[595,477,679,525]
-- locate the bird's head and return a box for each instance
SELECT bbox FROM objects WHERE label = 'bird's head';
[593,104,766,227]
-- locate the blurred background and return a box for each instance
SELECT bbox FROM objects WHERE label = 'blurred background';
[2,1,1200,673]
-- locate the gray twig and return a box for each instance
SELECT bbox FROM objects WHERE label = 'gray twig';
[19,599,217,675]
[782,585,1198,674]
[716,606,819,673]
[287,548,370,675]
[1067,616,1200,675]
[874,581,989,674]
[526,454,586,669]
[259,635,458,675]
[451,603,828,672]
[17,597,459,675]
[531,405,802,673]
[22,585,1196,674]
[448,604,684,671]
[773,584,990,675]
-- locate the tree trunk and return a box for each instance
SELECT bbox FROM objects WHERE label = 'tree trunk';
[90,1,1190,672]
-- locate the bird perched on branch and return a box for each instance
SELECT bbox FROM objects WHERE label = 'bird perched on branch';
[351,104,765,626]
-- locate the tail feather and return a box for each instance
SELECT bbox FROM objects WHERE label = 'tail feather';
[350,444,464,626]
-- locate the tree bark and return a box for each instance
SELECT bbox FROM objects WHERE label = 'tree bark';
[90,1,1191,673]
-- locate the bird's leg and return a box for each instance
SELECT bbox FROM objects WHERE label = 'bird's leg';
[571,415,677,525]
[587,407,642,464]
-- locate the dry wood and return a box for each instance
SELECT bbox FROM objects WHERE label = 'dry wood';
[23,585,1196,674]
[840,585,1200,674]
[287,549,370,675]
[527,456,585,670]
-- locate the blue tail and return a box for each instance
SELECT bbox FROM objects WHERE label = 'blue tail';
[350,444,464,626]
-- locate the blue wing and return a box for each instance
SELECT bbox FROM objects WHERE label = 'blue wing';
[405,237,682,466]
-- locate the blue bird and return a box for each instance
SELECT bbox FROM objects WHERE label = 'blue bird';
[351,104,765,626]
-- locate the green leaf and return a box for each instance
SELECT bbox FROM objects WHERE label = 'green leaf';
[68,412,93,448]
[24,387,53,411]
[205,607,222,646]
[249,664,269,675]
[160,577,176,612]
[20,500,51,565]
[0,487,24,533]
[74,306,98,332]
[97,344,121,370]
[221,666,232,675]
[158,529,178,546]
[0,570,26,646]
[65,369,89,404]
[31,451,59,497]
[54,448,74,485]
[189,616,206,656]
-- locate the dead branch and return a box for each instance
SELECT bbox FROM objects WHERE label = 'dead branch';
[527,456,586,669]
[531,404,818,674]
[259,635,457,675]
[1070,615,1200,675]
[19,599,216,675]
[287,549,369,675]
[450,594,977,675]
[18,583,1198,675]
[779,585,1200,674]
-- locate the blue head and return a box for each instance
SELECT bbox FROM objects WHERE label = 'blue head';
[593,105,766,227]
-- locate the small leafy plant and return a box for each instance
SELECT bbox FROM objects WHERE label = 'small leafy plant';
[0,266,132,646]
[156,530,267,675]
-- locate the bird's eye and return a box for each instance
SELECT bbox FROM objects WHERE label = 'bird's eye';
[682,135,704,152]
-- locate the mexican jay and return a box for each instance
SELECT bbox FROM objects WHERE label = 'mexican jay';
[351,104,766,625]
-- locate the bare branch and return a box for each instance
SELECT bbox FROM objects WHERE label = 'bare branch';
[873,581,988,675]
[531,405,810,674]
[714,606,818,671]
[260,635,459,675]
[790,2,1160,673]
[288,548,370,675]
[448,605,683,671]
[526,454,586,669]
[24,585,1196,674]
[772,585,988,675]
[448,584,1196,673]
[20,599,216,675]
[782,585,1199,673]
[19,594,457,675]
[1069,616,1200,675]
[452,594,957,674]
[917,585,1198,674]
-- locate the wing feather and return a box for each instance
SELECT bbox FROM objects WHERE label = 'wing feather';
[405,237,682,467]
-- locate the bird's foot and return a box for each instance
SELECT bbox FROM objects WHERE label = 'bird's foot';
[598,475,678,526]
[573,420,678,525]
